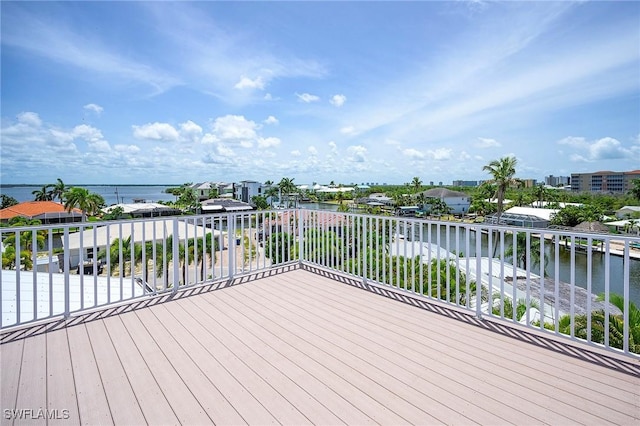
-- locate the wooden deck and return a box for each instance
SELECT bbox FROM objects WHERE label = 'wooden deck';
[2,266,639,425]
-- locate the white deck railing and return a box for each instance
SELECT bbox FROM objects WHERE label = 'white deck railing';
[1,209,639,359]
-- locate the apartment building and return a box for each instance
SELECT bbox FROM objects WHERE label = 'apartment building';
[570,170,640,193]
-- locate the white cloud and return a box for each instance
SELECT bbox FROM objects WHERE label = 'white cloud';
[562,136,634,162]
[403,148,425,159]
[347,145,367,162]
[211,115,257,141]
[264,116,279,125]
[217,143,234,157]
[330,94,347,107]
[83,103,104,115]
[296,92,320,103]
[291,150,301,157]
[428,148,452,161]
[257,137,281,148]
[234,76,265,90]
[73,124,104,142]
[133,122,181,142]
[340,126,356,135]
[179,120,203,143]
[328,141,338,155]
[308,146,318,156]
[114,144,141,154]
[557,136,587,147]
[476,137,501,148]
[17,112,42,127]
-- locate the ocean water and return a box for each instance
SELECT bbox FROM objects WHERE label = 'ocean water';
[0,185,177,206]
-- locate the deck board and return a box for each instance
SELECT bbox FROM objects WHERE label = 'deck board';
[0,339,23,425]
[100,315,180,425]
[1,268,639,425]
[46,328,79,425]
[65,324,113,425]
[285,271,640,411]
[275,270,639,424]
[84,320,146,425]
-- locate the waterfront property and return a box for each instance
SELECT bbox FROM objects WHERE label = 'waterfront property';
[1,210,639,423]
[0,201,83,224]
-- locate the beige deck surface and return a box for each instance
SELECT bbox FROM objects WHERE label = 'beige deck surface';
[1,266,639,425]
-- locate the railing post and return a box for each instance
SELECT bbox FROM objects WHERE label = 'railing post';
[297,209,304,265]
[172,218,180,293]
[475,225,482,318]
[64,229,71,318]
[228,214,236,279]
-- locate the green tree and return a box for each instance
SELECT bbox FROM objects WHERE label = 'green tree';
[251,195,269,210]
[411,177,423,193]
[265,232,296,264]
[1,218,46,270]
[32,185,53,201]
[482,156,521,223]
[557,294,640,354]
[630,179,640,201]
[0,195,19,209]
[278,177,297,208]
[50,178,67,202]
[549,205,604,227]
[504,232,547,275]
[64,187,105,221]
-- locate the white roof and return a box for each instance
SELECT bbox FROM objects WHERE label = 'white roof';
[504,206,558,221]
[64,219,224,250]
[316,187,355,193]
[484,198,513,204]
[618,206,640,212]
[605,219,640,227]
[389,236,456,260]
[102,203,176,214]
[1,270,145,327]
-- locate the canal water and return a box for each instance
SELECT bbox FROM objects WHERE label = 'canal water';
[300,203,640,306]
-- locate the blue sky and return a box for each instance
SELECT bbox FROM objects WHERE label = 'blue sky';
[1,1,638,186]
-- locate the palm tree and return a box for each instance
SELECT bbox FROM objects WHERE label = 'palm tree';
[504,232,547,275]
[63,187,105,221]
[482,156,520,223]
[411,177,423,193]
[50,178,67,202]
[533,185,548,207]
[265,186,279,208]
[278,177,297,208]
[32,185,53,201]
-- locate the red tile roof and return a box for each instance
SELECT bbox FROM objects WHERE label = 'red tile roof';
[0,201,81,220]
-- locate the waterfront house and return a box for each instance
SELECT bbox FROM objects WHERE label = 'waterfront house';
[421,188,471,215]
[0,201,83,224]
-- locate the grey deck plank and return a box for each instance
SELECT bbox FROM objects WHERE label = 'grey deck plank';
[66,324,113,425]
[285,270,640,405]
[15,333,47,426]
[46,328,80,425]
[232,279,544,425]
[299,269,640,389]
[100,315,180,426]
[84,319,146,425]
[218,280,517,425]
[0,339,23,426]
[168,297,322,425]
[117,309,213,425]
[181,295,378,425]
[274,270,639,424]
[135,305,248,425]
[193,290,437,425]
[147,303,281,426]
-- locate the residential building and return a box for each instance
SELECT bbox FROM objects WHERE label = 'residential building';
[520,179,537,188]
[616,206,640,219]
[235,180,264,203]
[421,188,471,214]
[190,182,216,201]
[0,201,83,224]
[101,202,181,218]
[570,170,640,193]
